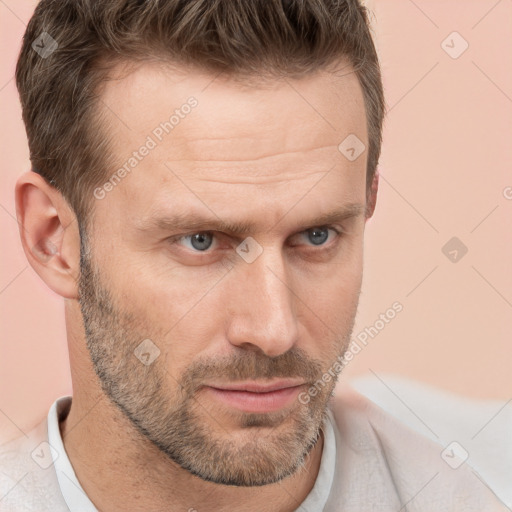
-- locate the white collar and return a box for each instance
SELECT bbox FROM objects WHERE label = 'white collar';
[47,396,98,511]
[294,408,337,511]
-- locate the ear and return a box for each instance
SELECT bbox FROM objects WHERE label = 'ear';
[365,169,379,220]
[15,171,81,299]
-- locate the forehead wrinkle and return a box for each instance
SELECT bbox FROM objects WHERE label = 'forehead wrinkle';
[178,170,332,186]
[166,141,343,164]
[165,148,346,185]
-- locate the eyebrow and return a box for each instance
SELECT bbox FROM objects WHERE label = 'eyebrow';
[138,203,366,236]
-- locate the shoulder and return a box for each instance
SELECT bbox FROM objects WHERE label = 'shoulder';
[0,415,69,512]
[324,383,508,511]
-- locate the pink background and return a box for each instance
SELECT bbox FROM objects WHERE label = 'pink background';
[1,0,511,441]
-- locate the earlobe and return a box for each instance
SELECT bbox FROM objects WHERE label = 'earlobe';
[15,171,81,299]
[365,169,379,220]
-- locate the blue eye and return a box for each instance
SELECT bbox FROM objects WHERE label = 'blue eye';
[306,227,330,245]
[298,227,340,247]
[181,232,215,251]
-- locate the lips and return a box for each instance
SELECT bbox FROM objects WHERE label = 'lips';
[206,379,305,393]
[202,380,306,413]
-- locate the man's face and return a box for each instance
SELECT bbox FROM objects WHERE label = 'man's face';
[78,62,368,486]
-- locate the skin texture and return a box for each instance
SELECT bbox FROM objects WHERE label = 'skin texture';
[15,60,377,512]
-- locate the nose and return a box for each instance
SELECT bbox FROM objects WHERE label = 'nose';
[226,247,299,357]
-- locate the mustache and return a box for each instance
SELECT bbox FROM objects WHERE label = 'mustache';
[178,347,325,396]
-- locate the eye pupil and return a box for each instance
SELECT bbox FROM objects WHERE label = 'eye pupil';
[191,232,213,251]
[308,227,329,245]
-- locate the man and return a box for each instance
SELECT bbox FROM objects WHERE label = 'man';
[0,0,507,510]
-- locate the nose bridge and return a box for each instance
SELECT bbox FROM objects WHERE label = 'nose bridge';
[226,246,299,356]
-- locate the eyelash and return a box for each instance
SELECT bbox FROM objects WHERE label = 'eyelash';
[168,226,343,253]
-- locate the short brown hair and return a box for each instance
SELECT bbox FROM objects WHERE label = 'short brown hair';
[16,0,385,230]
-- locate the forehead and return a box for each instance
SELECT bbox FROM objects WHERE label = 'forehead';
[94,61,367,229]
[102,61,366,150]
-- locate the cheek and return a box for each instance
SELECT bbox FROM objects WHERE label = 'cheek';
[302,273,361,329]
[297,236,364,309]
[98,244,223,330]
[91,238,230,369]
[293,253,363,357]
